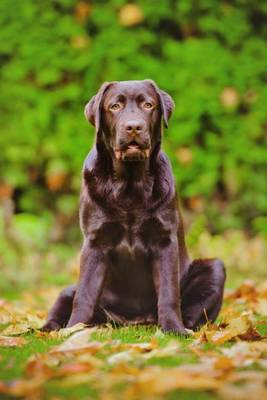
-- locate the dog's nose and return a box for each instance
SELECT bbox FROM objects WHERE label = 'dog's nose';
[125,121,144,134]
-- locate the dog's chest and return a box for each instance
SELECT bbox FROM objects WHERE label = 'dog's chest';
[90,213,171,256]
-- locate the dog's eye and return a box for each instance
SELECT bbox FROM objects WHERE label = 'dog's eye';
[143,102,153,109]
[110,103,121,111]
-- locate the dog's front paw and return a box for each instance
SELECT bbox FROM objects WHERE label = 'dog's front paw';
[160,315,188,336]
[40,319,62,332]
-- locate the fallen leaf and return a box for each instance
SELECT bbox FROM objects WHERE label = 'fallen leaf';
[1,280,267,399]
[0,336,27,347]
[213,356,234,372]
[254,299,267,316]
[226,280,258,301]
[126,366,221,396]
[50,328,100,354]
[197,313,262,345]
[221,341,267,367]
[26,357,54,379]
[0,378,44,396]
[108,350,135,365]
[143,339,181,360]
[1,323,32,336]
[57,322,89,338]
[56,362,95,376]
[127,337,158,352]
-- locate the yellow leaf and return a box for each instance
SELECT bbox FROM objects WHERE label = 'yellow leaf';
[213,356,234,372]
[56,361,95,376]
[0,378,44,396]
[127,367,221,396]
[119,4,144,27]
[208,315,249,345]
[1,323,31,336]
[255,299,267,316]
[0,336,27,347]
[108,350,135,365]
[57,322,89,338]
[194,312,262,346]
[50,328,100,354]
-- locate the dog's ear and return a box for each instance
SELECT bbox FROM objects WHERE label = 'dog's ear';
[84,82,113,133]
[145,80,175,128]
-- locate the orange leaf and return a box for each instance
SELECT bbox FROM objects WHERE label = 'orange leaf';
[0,336,27,347]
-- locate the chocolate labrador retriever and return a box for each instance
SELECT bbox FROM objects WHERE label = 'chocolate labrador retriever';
[42,80,225,334]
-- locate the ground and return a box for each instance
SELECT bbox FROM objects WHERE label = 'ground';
[0,280,267,399]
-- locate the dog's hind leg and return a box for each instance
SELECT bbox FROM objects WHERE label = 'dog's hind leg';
[181,259,226,330]
[41,285,76,331]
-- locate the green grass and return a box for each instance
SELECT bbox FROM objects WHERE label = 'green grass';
[0,326,215,399]
[255,320,267,336]
[1,317,266,399]
[91,324,192,345]
[91,324,159,343]
[167,391,216,400]
[43,385,217,400]
[45,383,98,400]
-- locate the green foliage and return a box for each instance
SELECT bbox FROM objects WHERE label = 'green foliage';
[0,0,267,235]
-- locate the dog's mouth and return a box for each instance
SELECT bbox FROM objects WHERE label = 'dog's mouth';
[115,141,150,162]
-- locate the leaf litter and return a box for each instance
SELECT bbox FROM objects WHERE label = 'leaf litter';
[0,280,266,399]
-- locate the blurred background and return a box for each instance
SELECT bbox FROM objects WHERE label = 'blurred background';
[0,0,267,296]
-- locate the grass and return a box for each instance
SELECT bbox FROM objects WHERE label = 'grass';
[1,319,266,399]
[1,275,266,399]
[0,325,215,399]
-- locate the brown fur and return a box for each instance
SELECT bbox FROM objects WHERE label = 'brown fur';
[42,80,225,334]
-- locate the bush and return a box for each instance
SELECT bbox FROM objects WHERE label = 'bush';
[0,0,267,236]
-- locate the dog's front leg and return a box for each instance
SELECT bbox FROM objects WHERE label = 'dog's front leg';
[152,239,187,335]
[67,240,107,327]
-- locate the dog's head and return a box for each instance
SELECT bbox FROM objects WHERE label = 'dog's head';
[84,80,174,162]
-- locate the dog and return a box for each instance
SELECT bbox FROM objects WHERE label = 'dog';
[42,80,226,334]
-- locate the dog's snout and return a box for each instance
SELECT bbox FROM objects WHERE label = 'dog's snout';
[125,120,144,133]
